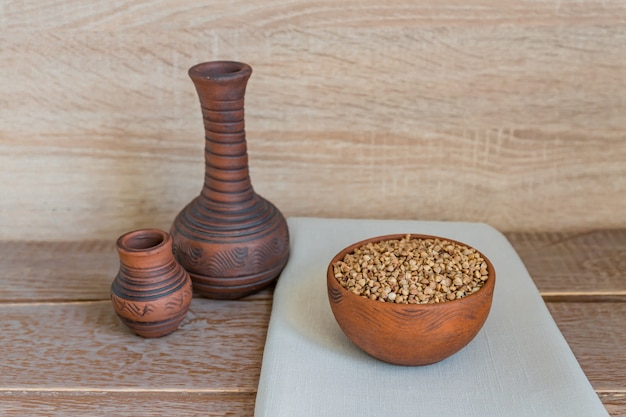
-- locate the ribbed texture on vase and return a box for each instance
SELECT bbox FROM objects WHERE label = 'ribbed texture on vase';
[111,262,189,302]
[171,61,290,299]
[170,195,290,299]
[111,229,193,338]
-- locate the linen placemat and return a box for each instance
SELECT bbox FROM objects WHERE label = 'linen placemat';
[255,217,608,417]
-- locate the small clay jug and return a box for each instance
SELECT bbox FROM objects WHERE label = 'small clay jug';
[170,61,290,299]
[111,228,193,338]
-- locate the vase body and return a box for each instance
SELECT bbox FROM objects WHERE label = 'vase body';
[170,61,290,299]
[111,228,193,338]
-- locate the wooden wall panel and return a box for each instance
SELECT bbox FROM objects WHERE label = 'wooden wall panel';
[1,0,625,240]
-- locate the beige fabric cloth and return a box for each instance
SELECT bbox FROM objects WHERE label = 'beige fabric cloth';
[255,218,608,417]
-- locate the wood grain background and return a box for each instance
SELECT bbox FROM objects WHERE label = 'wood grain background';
[1,0,626,240]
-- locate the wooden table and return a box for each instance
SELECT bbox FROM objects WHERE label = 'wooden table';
[1,230,625,416]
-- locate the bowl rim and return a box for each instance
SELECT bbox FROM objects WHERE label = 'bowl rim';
[327,233,496,309]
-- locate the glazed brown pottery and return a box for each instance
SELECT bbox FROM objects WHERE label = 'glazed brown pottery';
[111,228,193,338]
[170,61,290,299]
[327,234,496,366]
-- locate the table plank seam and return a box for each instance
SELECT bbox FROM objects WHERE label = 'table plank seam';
[0,388,257,394]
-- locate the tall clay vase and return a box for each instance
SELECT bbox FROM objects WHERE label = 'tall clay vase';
[170,61,290,299]
[111,229,193,338]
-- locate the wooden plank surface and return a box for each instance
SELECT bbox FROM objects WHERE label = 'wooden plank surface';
[0,392,254,417]
[506,230,626,299]
[0,298,623,415]
[598,393,626,417]
[0,299,624,391]
[3,230,625,302]
[0,300,269,391]
[547,302,626,393]
[0,231,624,414]
[1,392,624,417]
[0,241,117,302]
[2,0,626,241]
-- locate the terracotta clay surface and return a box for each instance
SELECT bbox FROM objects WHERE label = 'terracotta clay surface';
[111,228,193,338]
[327,234,496,366]
[171,61,290,299]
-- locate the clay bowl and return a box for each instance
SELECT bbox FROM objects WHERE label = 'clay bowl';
[327,234,496,366]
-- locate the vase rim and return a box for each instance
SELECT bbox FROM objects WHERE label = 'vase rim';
[116,228,170,256]
[188,61,252,82]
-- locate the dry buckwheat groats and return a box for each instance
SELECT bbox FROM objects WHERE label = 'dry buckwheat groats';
[332,235,489,304]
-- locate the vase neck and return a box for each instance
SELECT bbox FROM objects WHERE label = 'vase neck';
[116,229,173,269]
[189,61,256,206]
